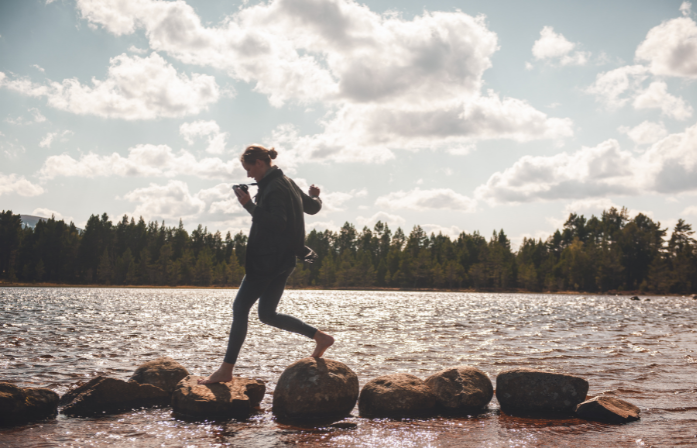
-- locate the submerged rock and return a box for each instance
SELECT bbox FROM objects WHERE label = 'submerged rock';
[425,366,493,413]
[129,357,189,394]
[0,382,59,426]
[359,373,436,418]
[273,358,358,422]
[60,376,169,416]
[576,396,640,423]
[496,368,588,414]
[172,376,265,419]
[630,296,640,301]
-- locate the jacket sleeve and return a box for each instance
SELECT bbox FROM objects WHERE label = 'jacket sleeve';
[251,188,288,233]
[301,191,322,215]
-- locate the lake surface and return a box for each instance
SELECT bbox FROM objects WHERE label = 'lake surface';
[1,288,696,447]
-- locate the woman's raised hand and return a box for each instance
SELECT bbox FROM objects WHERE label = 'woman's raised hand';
[309,184,320,197]
[234,186,251,205]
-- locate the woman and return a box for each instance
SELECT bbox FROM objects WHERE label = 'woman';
[199,145,334,384]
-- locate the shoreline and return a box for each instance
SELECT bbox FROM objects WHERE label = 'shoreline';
[0,281,690,297]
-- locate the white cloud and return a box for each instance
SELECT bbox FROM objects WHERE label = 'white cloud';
[532,26,589,66]
[477,121,697,204]
[683,205,697,215]
[6,108,47,125]
[681,2,692,16]
[0,173,45,197]
[31,208,73,223]
[321,188,367,212]
[355,211,406,229]
[0,53,219,120]
[375,187,476,212]
[75,0,573,159]
[179,120,228,154]
[2,141,26,159]
[122,180,206,220]
[636,16,697,78]
[38,144,238,180]
[586,65,649,109]
[619,120,667,145]
[32,64,46,73]
[633,81,693,120]
[39,130,73,148]
[420,224,464,239]
[127,45,148,54]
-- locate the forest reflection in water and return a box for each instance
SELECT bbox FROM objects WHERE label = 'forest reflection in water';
[1,288,696,447]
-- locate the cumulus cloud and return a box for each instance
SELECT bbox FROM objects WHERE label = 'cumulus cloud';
[0,53,219,120]
[619,120,667,145]
[683,205,697,216]
[320,188,367,212]
[586,65,650,109]
[375,188,476,212]
[6,108,47,125]
[122,180,206,220]
[531,26,589,66]
[420,224,464,239]
[0,172,44,197]
[179,120,228,154]
[476,121,697,204]
[636,16,697,78]
[38,144,238,180]
[39,130,73,148]
[633,81,693,120]
[75,0,573,159]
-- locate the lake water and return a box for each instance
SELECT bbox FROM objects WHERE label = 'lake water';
[1,288,696,447]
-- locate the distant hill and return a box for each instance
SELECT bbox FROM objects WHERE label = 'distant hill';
[20,215,82,232]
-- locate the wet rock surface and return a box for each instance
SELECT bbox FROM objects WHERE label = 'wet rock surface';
[0,382,59,426]
[59,376,169,416]
[576,396,640,423]
[171,375,265,419]
[129,357,189,394]
[496,368,589,414]
[359,373,436,418]
[273,358,359,422]
[425,366,493,413]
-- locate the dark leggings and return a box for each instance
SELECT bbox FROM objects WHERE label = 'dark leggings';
[223,265,318,365]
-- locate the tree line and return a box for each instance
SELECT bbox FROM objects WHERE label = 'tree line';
[0,207,695,293]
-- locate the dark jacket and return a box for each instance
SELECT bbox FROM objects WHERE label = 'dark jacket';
[243,167,321,278]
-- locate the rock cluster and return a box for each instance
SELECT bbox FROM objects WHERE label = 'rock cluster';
[0,382,59,426]
[496,368,589,414]
[273,358,358,422]
[172,376,265,419]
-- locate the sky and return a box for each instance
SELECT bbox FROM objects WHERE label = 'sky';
[1,0,696,248]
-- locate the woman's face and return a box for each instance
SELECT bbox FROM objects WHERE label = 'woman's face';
[242,159,268,182]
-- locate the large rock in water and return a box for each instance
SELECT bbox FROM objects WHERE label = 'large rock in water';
[129,357,189,394]
[0,382,59,426]
[359,373,436,418]
[425,366,493,413]
[59,376,169,416]
[576,396,640,423]
[171,376,265,419]
[496,368,589,414]
[272,358,359,422]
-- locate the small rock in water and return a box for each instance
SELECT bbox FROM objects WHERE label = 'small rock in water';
[630,296,640,301]
[359,373,436,418]
[129,357,189,394]
[0,382,59,426]
[273,358,358,422]
[425,366,493,414]
[575,396,640,423]
[172,376,265,419]
[496,368,589,414]
[59,376,169,416]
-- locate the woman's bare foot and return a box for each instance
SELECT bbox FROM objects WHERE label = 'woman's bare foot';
[197,362,234,384]
[311,330,334,358]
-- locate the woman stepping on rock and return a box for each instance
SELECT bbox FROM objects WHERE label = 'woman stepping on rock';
[199,145,334,385]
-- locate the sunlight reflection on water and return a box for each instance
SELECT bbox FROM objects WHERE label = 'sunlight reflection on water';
[1,288,696,447]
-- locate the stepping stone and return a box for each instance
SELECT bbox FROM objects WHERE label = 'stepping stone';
[576,396,640,423]
[496,368,588,414]
[425,366,493,414]
[359,373,436,418]
[0,382,59,426]
[172,375,265,419]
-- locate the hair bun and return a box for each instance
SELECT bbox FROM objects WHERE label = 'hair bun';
[268,148,278,159]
